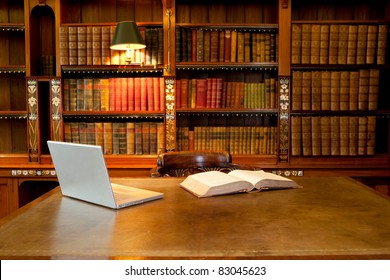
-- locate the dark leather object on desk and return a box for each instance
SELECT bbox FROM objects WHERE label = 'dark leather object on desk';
[150,150,242,177]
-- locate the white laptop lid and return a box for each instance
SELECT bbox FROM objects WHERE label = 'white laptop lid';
[47,141,163,209]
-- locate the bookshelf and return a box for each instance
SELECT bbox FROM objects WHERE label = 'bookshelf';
[0,0,390,218]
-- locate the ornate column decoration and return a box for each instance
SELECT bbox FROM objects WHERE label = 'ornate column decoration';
[27,78,39,162]
[278,76,290,162]
[165,78,176,151]
[50,78,62,141]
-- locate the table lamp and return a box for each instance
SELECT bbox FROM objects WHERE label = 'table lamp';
[110,21,146,64]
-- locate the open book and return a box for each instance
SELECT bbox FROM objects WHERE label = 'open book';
[180,170,301,198]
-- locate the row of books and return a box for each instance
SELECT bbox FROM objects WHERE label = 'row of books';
[176,77,277,109]
[63,77,165,112]
[292,23,388,65]
[59,25,163,66]
[176,27,278,63]
[64,122,165,155]
[291,69,380,111]
[176,126,277,155]
[291,116,376,156]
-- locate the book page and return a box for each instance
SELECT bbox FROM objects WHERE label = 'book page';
[180,171,253,197]
[228,170,300,190]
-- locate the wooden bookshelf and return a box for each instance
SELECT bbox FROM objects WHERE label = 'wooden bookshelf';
[1,0,390,218]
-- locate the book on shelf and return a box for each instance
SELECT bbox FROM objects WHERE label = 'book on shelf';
[319,24,329,64]
[329,24,339,65]
[180,170,301,198]
[291,116,302,156]
[337,25,348,65]
[377,24,388,65]
[59,26,69,65]
[366,25,378,64]
[347,25,358,65]
[77,26,87,65]
[301,24,311,64]
[291,24,302,64]
[349,71,359,111]
[310,24,321,64]
[356,25,368,65]
[68,26,78,65]
[339,71,350,111]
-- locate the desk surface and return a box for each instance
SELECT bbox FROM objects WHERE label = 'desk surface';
[0,177,389,260]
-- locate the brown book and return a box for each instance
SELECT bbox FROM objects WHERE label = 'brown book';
[291,116,302,156]
[311,117,321,156]
[346,25,358,65]
[210,30,219,62]
[301,71,311,110]
[320,116,331,156]
[337,25,348,65]
[92,26,102,65]
[330,71,340,111]
[377,25,388,65]
[69,79,77,111]
[237,31,245,63]
[196,28,204,62]
[356,25,368,65]
[358,69,370,111]
[224,30,232,62]
[311,71,321,110]
[319,24,329,64]
[86,123,96,145]
[292,71,302,110]
[203,29,211,62]
[339,71,350,111]
[59,26,69,65]
[330,116,340,156]
[329,24,339,65]
[348,116,359,156]
[339,116,349,156]
[291,24,302,64]
[368,69,380,111]
[157,122,165,154]
[141,122,150,154]
[109,25,119,65]
[134,122,143,155]
[230,30,238,63]
[310,24,321,64]
[101,26,111,65]
[76,79,84,111]
[301,24,311,64]
[103,122,113,154]
[153,77,161,111]
[126,122,135,155]
[244,32,251,62]
[77,26,87,65]
[83,78,93,111]
[62,79,70,111]
[366,25,378,64]
[86,26,93,65]
[95,122,104,148]
[68,26,78,65]
[321,71,331,110]
[301,116,312,156]
[149,123,158,154]
[218,30,225,62]
[366,116,376,155]
[100,78,109,111]
[349,71,359,111]
[358,116,368,155]
[180,78,189,109]
[92,79,101,111]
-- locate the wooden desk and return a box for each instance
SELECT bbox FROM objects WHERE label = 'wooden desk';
[0,177,389,259]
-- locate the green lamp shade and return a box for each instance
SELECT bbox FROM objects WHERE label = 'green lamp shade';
[110,21,146,50]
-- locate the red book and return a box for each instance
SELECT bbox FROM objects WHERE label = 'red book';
[159,77,165,111]
[120,78,128,111]
[206,78,213,108]
[211,78,218,108]
[224,30,232,62]
[191,29,197,62]
[216,78,223,108]
[146,77,154,111]
[180,79,189,109]
[109,78,116,111]
[140,77,148,111]
[114,78,122,111]
[134,78,141,111]
[127,77,135,111]
[153,77,160,111]
[175,79,181,108]
[196,79,207,108]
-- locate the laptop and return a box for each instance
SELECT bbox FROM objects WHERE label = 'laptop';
[47,141,163,209]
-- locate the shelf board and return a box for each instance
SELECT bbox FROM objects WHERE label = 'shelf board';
[61,65,164,74]
[176,62,278,71]
[176,108,279,116]
[0,66,26,74]
[0,111,27,119]
[0,23,24,31]
[176,23,279,31]
[62,111,165,119]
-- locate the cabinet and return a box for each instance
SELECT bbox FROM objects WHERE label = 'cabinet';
[0,0,389,180]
